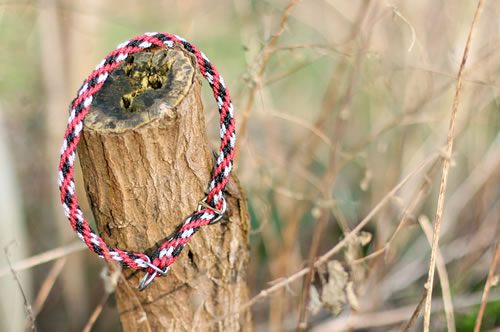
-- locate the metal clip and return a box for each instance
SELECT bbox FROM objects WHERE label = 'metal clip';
[198,196,227,224]
[137,259,168,291]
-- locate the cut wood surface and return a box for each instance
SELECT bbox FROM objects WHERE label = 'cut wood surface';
[77,46,252,331]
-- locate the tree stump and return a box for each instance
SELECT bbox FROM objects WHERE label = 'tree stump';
[77,46,252,331]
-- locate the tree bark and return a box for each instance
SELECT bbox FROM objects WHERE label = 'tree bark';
[77,46,252,331]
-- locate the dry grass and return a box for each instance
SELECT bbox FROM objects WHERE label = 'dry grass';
[423,1,485,331]
[0,0,499,331]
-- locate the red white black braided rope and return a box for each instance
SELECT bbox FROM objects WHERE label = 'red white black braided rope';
[58,32,235,290]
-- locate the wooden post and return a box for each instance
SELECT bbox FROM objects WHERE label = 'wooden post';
[77,46,252,331]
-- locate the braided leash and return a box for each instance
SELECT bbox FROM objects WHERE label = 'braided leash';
[58,32,235,290]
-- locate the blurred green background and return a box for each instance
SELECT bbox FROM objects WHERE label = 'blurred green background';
[0,0,499,331]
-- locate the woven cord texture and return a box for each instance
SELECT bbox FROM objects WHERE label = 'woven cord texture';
[58,32,235,278]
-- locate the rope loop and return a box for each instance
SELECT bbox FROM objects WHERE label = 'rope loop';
[59,32,235,290]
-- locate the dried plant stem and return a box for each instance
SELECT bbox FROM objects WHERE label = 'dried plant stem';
[403,290,428,332]
[235,0,299,164]
[388,5,416,52]
[353,161,440,265]
[474,243,500,332]
[25,258,66,331]
[266,110,332,147]
[423,1,485,330]
[263,56,321,86]
[31,258,66,318]
[4,244,37,332]
[82,265,122,332]
[81,292,111,332]
[419,216,456,332]
[296,207,328,331]
[0,241,85,277]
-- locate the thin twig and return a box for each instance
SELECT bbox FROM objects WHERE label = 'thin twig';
[353,160,440,265]
[118,273,152,332]
[272,43,352,58]
[4,243,37,332]
[474,243,500,332]
[0,241,86,277]
[387,3,416,52]
[234,0,299,165]
[423,1,485,330]
[31,258,66,318]
[403,290,427,332]
[296,207,329,331]
[82,265,122,332]
[81,292,111,332]
[263,56,322,86]
[266,110,332,147]
[25,258,66,332]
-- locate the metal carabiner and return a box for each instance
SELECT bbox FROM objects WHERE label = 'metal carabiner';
[137,259,168,291]
[198,196,227,224]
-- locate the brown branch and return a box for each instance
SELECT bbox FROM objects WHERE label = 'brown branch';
[423,0,485,330]
[474,243,500,332]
